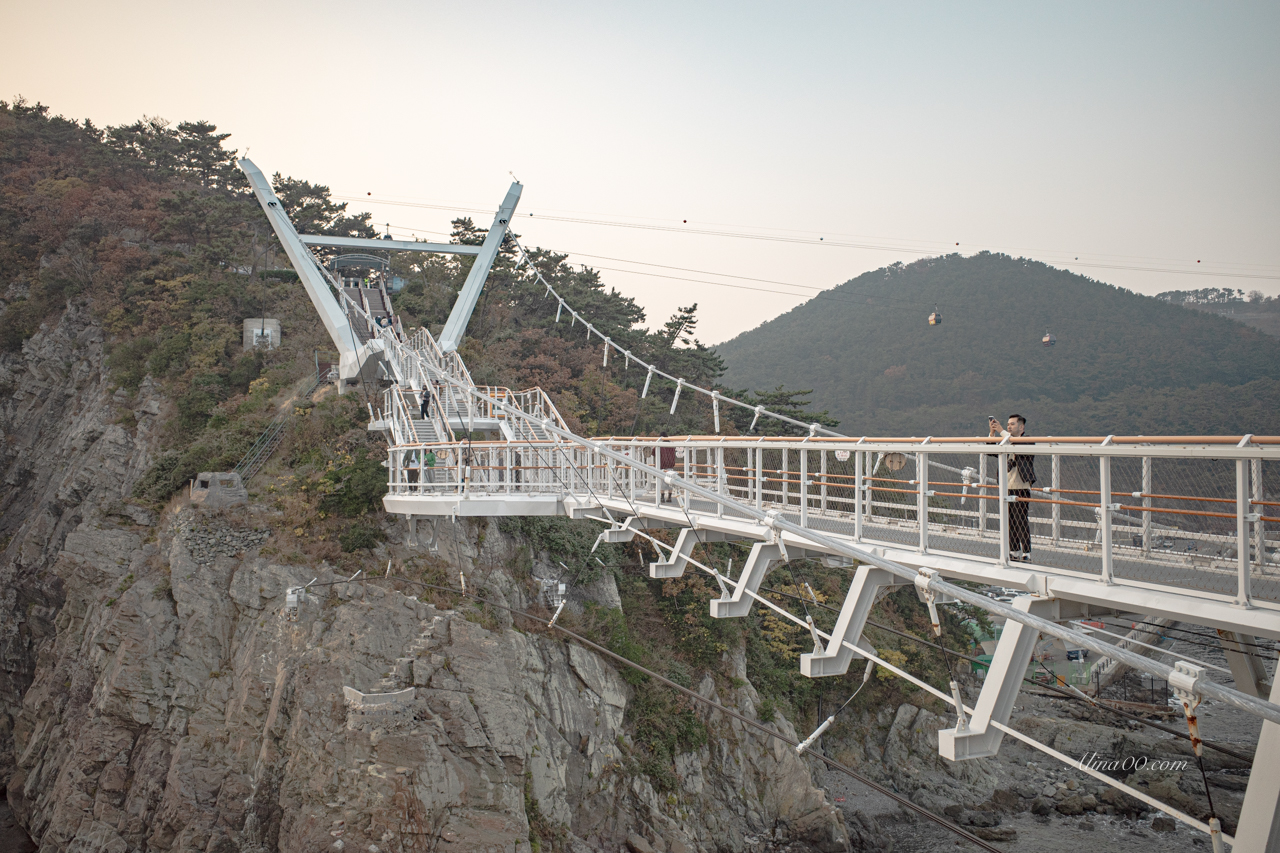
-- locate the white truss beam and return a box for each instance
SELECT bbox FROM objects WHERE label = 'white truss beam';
[939,595,1059,760]
[438,182,522,352]
[239,159,356,364]
[1236,675,1280,852]
[299,234,483,255]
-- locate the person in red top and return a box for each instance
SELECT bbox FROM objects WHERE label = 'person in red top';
[659,432,677,504]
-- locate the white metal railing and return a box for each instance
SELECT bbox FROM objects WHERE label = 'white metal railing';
[386,433,1280,606]
[385,385,1280,728]
[332,281,571,440]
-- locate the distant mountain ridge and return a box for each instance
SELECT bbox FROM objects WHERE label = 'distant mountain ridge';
[716,253,1280,436]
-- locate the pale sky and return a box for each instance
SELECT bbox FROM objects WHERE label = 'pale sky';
[5,1,1278,344]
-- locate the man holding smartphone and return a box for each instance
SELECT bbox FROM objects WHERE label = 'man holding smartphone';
[988,414,1035,562]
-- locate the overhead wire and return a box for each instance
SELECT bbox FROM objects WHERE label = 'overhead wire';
[342,193,1280,282]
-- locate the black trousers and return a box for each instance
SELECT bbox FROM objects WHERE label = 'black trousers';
[1009,489,1032,553]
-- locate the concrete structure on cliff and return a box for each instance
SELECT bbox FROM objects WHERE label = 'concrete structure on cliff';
[241,158,1280,851]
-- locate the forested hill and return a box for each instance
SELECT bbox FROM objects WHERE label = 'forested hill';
[716,253,1280,436]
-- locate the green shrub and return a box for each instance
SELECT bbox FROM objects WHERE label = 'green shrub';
[320,450,387,517]
[106,336,155,392]
[497,516,624,584]
[147,330,191,377]
[339,523,383,552]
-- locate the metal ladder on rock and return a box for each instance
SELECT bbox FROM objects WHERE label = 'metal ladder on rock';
[234,373,323,483]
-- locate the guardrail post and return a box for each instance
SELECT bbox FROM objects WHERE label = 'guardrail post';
[1238,459,1253,607]
[1253,457,1265,571]
[682,445,690,504]
[654,445,661,507]
[979,454,988,538]
[717,447,725,518]
[1141,456,1152,554]
[800,448,809,526]
[820,449,828,513]
[999,453,1011,565]
[855,450,864,541]
[1051,454,1061,545]
[629,441,637,503]
[755,445,763,511]
[1099,456,1113,584]
[917,451,929,554]
[782,448,789,508]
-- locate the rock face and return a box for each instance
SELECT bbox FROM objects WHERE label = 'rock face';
[0,309,850,852]
[0,303,162,785]
[5,517,848,852]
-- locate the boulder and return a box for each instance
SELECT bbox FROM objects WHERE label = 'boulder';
[1056,795,1085,816]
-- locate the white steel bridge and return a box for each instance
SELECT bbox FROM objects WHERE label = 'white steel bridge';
[240,159,1280,851]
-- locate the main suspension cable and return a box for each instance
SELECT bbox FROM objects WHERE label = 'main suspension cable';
[756,583,1253,765]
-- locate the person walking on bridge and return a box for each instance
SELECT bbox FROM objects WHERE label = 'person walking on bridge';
[988,414,1035,562]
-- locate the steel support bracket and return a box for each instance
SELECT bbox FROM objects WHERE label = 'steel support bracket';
[939,595,1059,761]
[649,528,737,579]
[913,568,943,635]
[709,541,784,618]
[801,566,900,677]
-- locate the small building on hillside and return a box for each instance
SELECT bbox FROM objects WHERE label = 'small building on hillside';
[190,472,248,508]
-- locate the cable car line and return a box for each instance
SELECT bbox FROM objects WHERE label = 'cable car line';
[345,194,1280,281]
[381,224,963,316]
[381,224,1064,343]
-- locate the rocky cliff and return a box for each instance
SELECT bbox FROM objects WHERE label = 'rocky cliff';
[0,309,853,853]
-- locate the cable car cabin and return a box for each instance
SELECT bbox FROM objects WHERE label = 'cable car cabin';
[928,309,942,326]
[1042,331,1056,347]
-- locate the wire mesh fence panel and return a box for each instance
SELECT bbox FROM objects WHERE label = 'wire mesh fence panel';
[919,451,1002,562]
[1022,453,1104,577]
[759,447,788,511]
[724,446,753,504]
[1114,455,1255,599]
[801,447,862,540]
[857,450,921,549]
[1257,458,1280,581]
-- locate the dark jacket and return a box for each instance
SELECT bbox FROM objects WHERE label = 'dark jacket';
[986,440,1036,487]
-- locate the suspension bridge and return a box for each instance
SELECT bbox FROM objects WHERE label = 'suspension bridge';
[240,159,1280,851]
